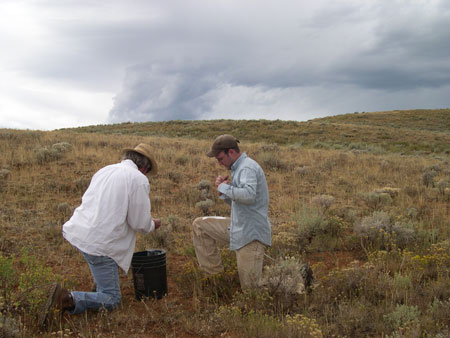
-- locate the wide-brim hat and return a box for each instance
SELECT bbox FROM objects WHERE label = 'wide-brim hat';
[207,134,240,157]
[122,143,158,176]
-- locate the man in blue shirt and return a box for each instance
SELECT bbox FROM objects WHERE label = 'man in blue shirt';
[192,135,271,289]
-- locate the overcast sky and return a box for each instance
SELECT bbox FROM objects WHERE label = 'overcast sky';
[1,0,450,130]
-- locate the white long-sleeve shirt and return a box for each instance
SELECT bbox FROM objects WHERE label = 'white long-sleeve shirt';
[63,159,154,273]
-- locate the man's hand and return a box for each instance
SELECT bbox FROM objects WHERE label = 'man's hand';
[215,175,229,187]
[215,175,229,196]
[154,218,161,230]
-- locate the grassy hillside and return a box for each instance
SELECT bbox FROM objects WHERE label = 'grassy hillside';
[1,109,450,337]
[65,109,450,156]
[316,109,450,133]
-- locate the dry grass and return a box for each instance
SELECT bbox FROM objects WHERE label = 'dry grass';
[1,109,450,337]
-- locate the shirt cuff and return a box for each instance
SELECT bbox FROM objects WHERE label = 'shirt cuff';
[218,183,230,196]
[149,219,155,232]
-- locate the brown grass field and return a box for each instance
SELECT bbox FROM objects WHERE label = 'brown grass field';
[1,109,450,337]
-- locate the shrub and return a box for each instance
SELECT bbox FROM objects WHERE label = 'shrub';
[73,176,91,192]
[35,142,72,164]
[215,305,323,338]
[436,179,450,194]
[272,223,299,254]
[0,168,10,180]
[56,202,73,216]
[311,194,335,211]
[422,170,437,187]
[354,211,415,250]
[294,166,312,176]
[145,224,174,249]
[0,168,10,192]
[0,314,21,338]
[261,256,312,310]
[374,187,401,198]
[51,142,72,152]
[174,155,189,165]
[384,304,420,331]
[197,179,212,191]
[360,191,393,210]
[196,199,214,215]
[258,152,288,171]
[0,250,62,327]
[293,206,330,249]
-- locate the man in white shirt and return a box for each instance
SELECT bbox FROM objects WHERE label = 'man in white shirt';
[40,143,161,327]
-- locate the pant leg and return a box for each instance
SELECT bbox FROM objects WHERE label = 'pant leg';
[192,216,230,274]
[69,251,121,315]
[236,240,266,289]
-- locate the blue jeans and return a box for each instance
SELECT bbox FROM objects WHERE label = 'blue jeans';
[69,251,122,314]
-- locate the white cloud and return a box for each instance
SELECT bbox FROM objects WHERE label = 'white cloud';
[1,0,449,130]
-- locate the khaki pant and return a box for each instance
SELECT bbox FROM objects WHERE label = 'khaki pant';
[192,216,266,289]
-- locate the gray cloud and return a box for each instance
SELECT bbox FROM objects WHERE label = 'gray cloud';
[107,1,450,123]
[1,0,450,129]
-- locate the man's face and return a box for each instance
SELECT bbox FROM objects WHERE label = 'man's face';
[215,150,234,169]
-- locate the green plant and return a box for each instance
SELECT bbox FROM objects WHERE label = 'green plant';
[261,256,311,311]
[355,211,415,251]
[360,191,393,210]
[384,304,420,331]
[196,199,214,215]
[0,253,15,301]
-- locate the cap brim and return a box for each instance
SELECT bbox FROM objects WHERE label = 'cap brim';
[206,149,222,157]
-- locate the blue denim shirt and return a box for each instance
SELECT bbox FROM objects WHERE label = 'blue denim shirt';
[218,152,271,250]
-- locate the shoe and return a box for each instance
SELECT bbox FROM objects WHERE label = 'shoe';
[39,283,75,329]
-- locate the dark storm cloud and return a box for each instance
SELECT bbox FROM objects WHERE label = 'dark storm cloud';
[107,1,450,123]
[109,63,223,122]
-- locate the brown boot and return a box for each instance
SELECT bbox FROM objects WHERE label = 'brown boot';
[39,283,75,329]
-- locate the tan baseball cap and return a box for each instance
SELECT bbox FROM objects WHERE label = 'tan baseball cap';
[206,134,240,157]
[122,143,158,176]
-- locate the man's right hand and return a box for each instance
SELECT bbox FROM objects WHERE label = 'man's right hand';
[154,218,161,230]
[215,175,229,187]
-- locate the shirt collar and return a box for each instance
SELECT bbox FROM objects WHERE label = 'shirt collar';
[231,152,247,171]
[121,159,138,170]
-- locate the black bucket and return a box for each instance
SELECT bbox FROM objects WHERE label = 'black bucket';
[131,249,167,300]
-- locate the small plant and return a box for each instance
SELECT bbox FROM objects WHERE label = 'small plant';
[145,224,174,249]
[293,206,331,249]
[56,202,73,216]
[0,168,10,180]
[422,170,437,187]
[294,166,312,176]
[35,142,73,164]
[196,179,212,191]
[0,249,62,328]
[384,304,420,331]
[258,152,288,171]
[73,176,91,192]
[261,256,312,310]
[360,191,393,210]
[174,155,189,165]
[354,211,415,251]
[196,199,214,215]
[0,313,21,338]
[311,194,335,211]
[0,168,11,192]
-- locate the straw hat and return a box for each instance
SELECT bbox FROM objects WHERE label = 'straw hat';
[122,143,158,176]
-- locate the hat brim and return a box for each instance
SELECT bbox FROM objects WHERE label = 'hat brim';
[122,148,158,176]
[206,148,223,157]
